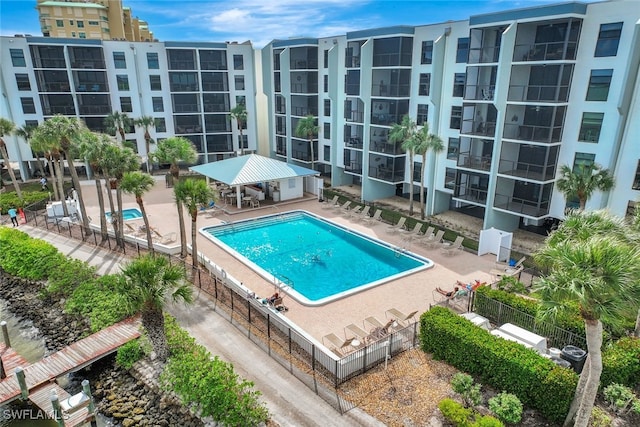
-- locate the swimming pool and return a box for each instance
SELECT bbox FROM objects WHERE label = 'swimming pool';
[106,208,143,221]
[201,210,433,305]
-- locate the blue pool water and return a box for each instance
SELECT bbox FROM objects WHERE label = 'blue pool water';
[202,211,433,305]
[106,208,143,221]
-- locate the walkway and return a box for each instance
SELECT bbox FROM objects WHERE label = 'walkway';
[18,225,383,427]
[0,317,140,426]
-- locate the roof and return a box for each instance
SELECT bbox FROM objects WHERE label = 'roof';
[38,1,107,9]
[189,154,319,186]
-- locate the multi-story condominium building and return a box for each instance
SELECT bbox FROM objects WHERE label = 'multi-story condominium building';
[261,0,640,232]
[36,0,154,42]
[0,37,258,177]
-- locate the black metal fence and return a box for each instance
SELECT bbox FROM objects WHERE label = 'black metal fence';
[472,292,586,350]
[21,206,421,414]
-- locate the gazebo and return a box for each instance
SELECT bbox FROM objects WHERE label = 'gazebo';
[189,154,319,209]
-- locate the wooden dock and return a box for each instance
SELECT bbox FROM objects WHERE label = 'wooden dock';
[0,317,140,425]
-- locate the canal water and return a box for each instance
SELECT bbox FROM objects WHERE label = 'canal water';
[0,301,110,427]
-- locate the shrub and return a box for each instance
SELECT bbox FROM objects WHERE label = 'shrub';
[65,275,132,331]
[488,392,523,425]
[46,258,96,297]
[0,191,48,213]
[601,337,640,388]
[116,339,145,369]
[452,373,482,408]
[603,383,636,414]
[439,398,473,426]
[472,415,504,427]
[589,406,612,427]
[495,276,526,294]
[631,399,640,414]
[0,228,66,280]
[420,307,578,422]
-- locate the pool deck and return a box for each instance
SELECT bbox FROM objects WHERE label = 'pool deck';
[79,178,499,341]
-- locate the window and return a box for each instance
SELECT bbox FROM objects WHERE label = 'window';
[418,73,430,96]
[323,49,329,68]
[578,112,604,143]
[56,20,64,27]
[573,152,595,169]
[88,21,99,26]
[154,117,166,133]
[633,161,640,190]
[445,168,456,190]
[10,49,26,67]
[77,21,84,28]
[233,55,244,70]
[147,52,159,69]
[456,37,469,63]
[324,99,331,116]
[323,122,330,138]
[152,96,164,112]
[453,73,465,97]
[69,20,74,26]
[25,120,38,128]
[116,75,129,91]
[323,75,328,93]
[421,40,433,64]
[595,22,623,57]
[236,95,246,105]
[324,145,331,161]
[79,33,86,39]
[450,106,462,129]
[20,97,36,114]
[150,75,161,90]
[234,75,245,90]
[586,69,613,101]
[15,74,31,91]
[120,97,132,113]
[447,138,459,159]
[113,52,126,69]
[417,104,428,125]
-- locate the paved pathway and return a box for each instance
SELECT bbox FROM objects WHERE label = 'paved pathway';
[20,225,383,427]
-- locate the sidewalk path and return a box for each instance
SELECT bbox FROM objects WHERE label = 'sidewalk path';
[21,225,383,427]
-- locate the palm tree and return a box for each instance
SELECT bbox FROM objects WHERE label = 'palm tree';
[104,111,133,143]
[120,171,156,253]
[29,126,60,201]
[414,123,445,220]
[134,116,156,173]
[79,133,113,240]
[556,163,615,210]
[174,179,215,278]
[534,210,640,427]
[389,115,418,215]
[295,115,319,171]
[152,137,198,258]
[102,143,140,248]
[31,126,67,215]
[119,254,193,362]
[229,104,248,155]
[0,117,23,200]
[36,116,90,232]
[14,124,44,179]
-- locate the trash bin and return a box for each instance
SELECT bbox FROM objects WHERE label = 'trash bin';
[561,345,587,374]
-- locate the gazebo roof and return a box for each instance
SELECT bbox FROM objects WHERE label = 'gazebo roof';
[189,154,318,186]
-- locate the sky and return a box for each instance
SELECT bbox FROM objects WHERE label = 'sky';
[1,0,594,48]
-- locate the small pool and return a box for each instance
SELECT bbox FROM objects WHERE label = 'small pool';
[106,208,143,221]
[201,210,433,305]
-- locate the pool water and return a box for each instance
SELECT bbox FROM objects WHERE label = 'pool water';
[202,211,433,305]
[105,208,143,221]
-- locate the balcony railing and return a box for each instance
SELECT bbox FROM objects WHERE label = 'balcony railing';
[344,161,363,175]
[291,149,318,162]
[42,106,76,115]
[169,61,196,70]
[503,123,562,143]
[175,125,203,134]
[291,83,319,94]
[460,120,496,138]
[371,83,410,97]
[33,58,66,68]
[208,143,233,152]
[290,59,318,70]
[276,146,287,156]
[345,137,363,149]
[452,184,488,204]
[468,46,500,64]
[345,55,360,68]
[371,113,400,126]
[494,193,550,217]
[291,106,318,116]
[202,83,227,92]
[78,105,111,115]
[464,85,495,101]
[368,165,404,183]
[71,60,106,69]
[514,42,577,62]
[457,152,492,171]
[371,140,401,155]
[203,104,228,113]
[507,84,569,102]
[174,104,200,113]
[345,111,364,123]
[498,159,556,181]
[41,82,71,92]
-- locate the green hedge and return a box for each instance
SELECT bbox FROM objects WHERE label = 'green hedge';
[0,227,66,279]
[420,307,578,423]
[601,337,640,388]
[0,191,49,213]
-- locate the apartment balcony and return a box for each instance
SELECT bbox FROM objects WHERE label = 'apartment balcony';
[498,159,556,182]
[468,46,500,64]
[370,140,401,155]
[494,193,550,218]
[508,64,573,102]
[460,119,496,138]
[291,149,318,163]
[514,41,577,62]
[175,125,203,134]
[368,165,404,183]
[458,152,492,172]
[345,162,363,175]
[40,82,71,92]
[345,55,361,68]
[174,103,200,113]
[498,142,558,182]
[507,84,569,103]
[33,58,67,68]
[207,142,233,152]
[464,85,495,101]
[468,27,503,64]
[168,60,196,70]
[345,137,363,149]
[452,183,488,205]
[78,104,111,115]
[290,59,318,70]
[71,60,106,69]
[345,110,365,123]
[291,82,319,94]
[42,105,76,115]
[503,123,562,143]
[201,82,228,92]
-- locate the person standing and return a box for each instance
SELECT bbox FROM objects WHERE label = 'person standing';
[8,207,18,227]
[40,176,48,191]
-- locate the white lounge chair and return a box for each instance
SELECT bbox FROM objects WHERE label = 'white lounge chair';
[344,323,370,344]
[333,200,352,212]
[364,316,397,340]
[421,229,445,249]
[321,195,339,210]
[353,205,371,221]
[363,209,382,225]
[385,308,418,326]
[386,217,406,234]
[150,227,177,245]
[442,236,464,256]
[342,204,361,218]
[322,333,355,357]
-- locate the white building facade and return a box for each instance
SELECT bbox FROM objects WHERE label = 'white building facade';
[261,0,640,232]
[0,37,258,178]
